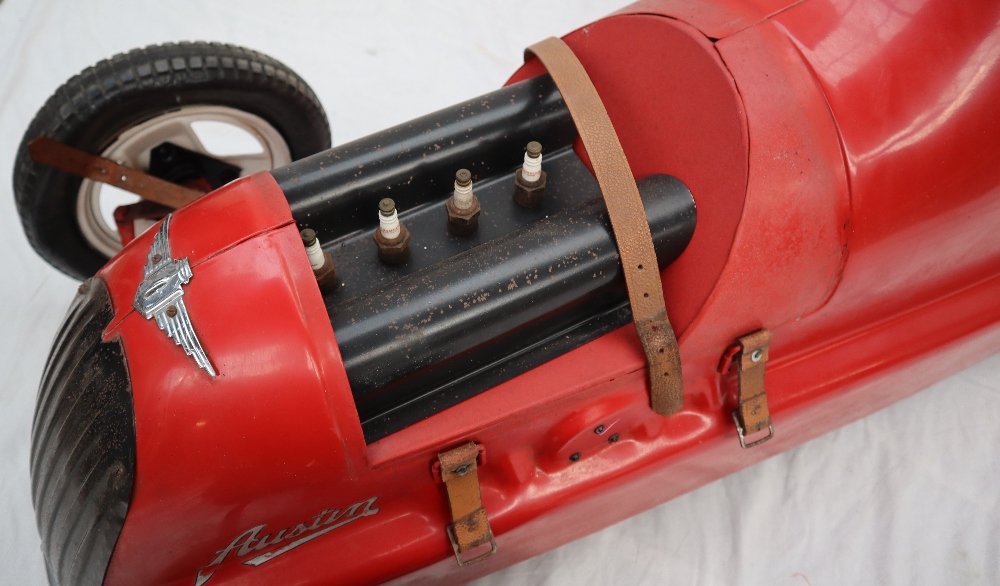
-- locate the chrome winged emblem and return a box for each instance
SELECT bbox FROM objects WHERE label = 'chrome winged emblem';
[133,215,216,377]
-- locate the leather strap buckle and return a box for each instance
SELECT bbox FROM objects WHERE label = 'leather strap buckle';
[732,410,774,449]
[730,329,774,449]
[437,442,496,566]
[447,524,498,567]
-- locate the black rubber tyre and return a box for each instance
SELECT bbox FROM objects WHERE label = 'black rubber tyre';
[13,42,331,280]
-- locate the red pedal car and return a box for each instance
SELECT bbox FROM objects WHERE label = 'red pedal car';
[13,0,1000,584]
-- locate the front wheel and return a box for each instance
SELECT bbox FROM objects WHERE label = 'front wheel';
[13,42,331,280]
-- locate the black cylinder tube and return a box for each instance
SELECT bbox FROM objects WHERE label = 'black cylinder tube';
[272,75,575,236]
[331,175,696,422]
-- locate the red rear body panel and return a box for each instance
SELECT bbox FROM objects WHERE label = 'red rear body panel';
[100,1,1000,584]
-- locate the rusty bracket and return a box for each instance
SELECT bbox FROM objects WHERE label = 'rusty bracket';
[437,442,496,566]
[27,136,203,209]
[730,329,774,449]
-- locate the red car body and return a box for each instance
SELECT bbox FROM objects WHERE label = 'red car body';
[76,0,1000,583]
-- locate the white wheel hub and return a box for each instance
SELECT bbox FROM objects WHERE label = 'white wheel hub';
[76,105,292,257]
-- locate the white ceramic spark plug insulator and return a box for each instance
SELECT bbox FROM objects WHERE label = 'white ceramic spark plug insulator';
[305,238,326,270]
[452,179,475,210]
[380,208,401,240]
[521,150,543,183]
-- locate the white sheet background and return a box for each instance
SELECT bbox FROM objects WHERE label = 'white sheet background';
[0,1,997,584]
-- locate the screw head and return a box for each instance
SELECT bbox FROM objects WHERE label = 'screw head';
[526,141,542,158]
[166,305,178,318]
[453,464,471,477]
[379,198,396,216]
[151,254,162,264]
[300,228,317,245]
[751,350,763,363]
[455,168,472,186]
[608,434,620,443]
[594,425,605,435]
[569,452,581,462]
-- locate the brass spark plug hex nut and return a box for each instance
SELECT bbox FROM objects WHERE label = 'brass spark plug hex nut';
[373,226,411,265]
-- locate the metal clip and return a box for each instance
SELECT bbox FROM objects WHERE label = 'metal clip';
[437,442,496,566]
[447,525,498,567]
[732,410,774,449]
[729,329,774,449]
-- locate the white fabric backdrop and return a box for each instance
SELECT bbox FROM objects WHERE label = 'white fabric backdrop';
[0,1,997,584]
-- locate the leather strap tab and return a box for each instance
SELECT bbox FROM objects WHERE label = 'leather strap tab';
[525,37,683,416]
[733,329,773,447]
[27,135,203,209]
[438,442,496,566]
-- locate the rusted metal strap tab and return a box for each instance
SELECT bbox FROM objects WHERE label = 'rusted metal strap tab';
[27,136,203,209]
[732,329,774,448]
[437,442,496,566]
[525,37,683,416]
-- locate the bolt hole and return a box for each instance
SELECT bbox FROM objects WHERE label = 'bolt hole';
[569,452,581,462]
[643,292,649,298]
[637,264,644,271]
[594,425,605,435]
[608,434,620,443]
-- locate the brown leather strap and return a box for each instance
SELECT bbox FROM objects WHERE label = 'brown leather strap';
[438,442,495,566]
[733,329,773,447]
[28,136,203,209]
[525,37,683,416]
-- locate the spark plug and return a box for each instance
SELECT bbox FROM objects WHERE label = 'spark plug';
[513,141,546,208]
[300,228,338,293]
[446,168,481,236]
[373,198,411,265]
